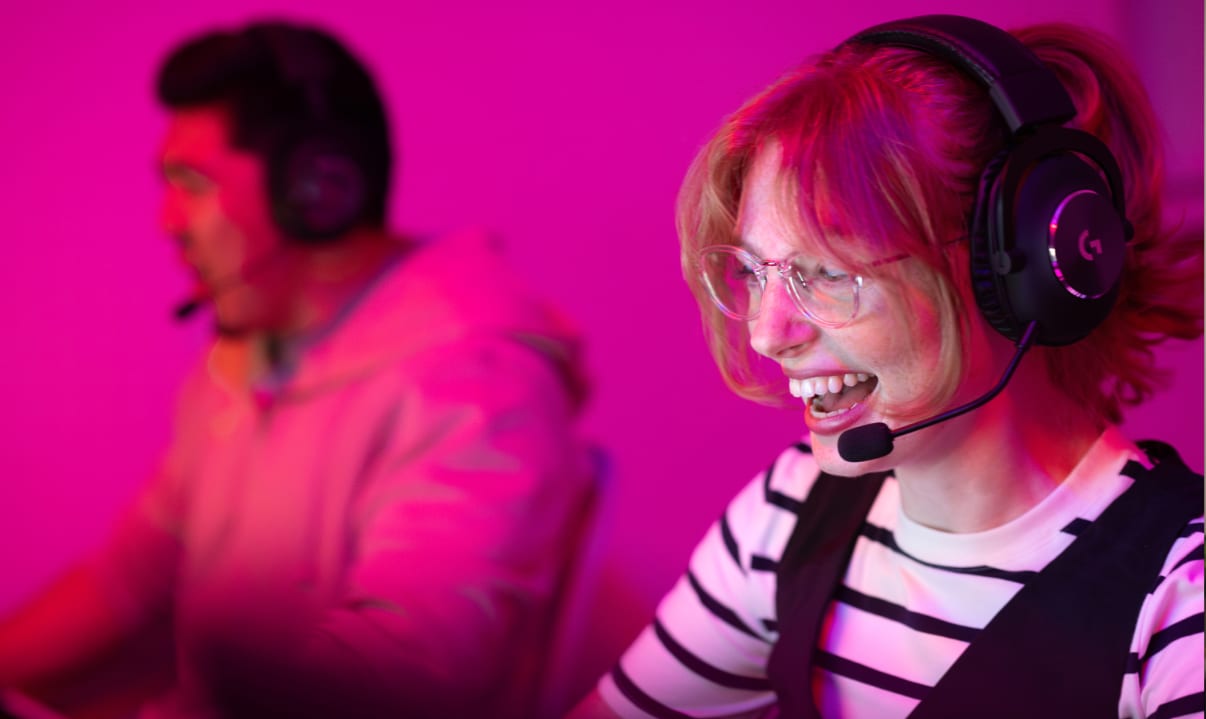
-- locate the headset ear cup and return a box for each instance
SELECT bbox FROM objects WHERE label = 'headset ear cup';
[969,148,1021,341]
[971,133,1127,347]
[271,140,367,242]
[1004,151,1125,345]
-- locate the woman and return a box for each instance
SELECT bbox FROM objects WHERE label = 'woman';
[569,14,1202,719]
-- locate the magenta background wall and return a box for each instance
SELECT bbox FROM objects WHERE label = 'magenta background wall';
[1,0,1201,696]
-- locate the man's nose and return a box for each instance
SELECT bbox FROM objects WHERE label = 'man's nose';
[159,190,187,238]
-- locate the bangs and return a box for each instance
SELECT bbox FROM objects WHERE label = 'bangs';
[767,69,948,276]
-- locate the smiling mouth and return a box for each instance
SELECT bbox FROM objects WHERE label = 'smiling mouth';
[789,373,879,418]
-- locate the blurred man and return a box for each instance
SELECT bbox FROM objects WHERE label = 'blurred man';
[0,20,595,719]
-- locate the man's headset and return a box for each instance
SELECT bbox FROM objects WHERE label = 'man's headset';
[836,15,1133,461]
[253,24,369,243]
[850,14,1131,347]
[172,25,373,320]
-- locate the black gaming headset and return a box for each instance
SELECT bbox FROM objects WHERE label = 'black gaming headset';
[253,24,369,243]
[848,15,1131,347]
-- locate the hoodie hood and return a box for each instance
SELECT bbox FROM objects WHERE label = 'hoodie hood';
[206,229,589,408]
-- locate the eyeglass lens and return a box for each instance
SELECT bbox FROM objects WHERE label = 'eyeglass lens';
[700,248,858,325]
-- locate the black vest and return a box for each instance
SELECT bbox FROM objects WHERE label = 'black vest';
[766,441,1202,718]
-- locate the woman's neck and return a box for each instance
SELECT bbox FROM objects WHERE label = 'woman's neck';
[891,353,1104,533]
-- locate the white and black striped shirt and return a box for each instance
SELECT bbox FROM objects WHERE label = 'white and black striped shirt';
[599,427,1204,719]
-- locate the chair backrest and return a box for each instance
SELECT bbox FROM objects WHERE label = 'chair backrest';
[534,444,615,719]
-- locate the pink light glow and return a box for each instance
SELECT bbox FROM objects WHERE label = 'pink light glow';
[0,0,1200,704]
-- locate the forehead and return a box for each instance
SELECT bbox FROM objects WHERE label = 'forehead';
[159,106,237,166]
[736,144,894,273]
[736,146,809,257]
[159,106,269,191]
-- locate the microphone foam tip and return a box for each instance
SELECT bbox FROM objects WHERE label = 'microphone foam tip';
[838,423,894,462]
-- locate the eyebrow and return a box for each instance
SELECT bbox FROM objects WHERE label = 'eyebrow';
[729,239,909,273]
[160,160,213,184]
[160,160,194,175]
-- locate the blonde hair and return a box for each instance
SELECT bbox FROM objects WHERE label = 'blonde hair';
[677,21,1202,426]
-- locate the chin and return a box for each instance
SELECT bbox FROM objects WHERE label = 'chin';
[214,319,256,338]
[809,431,897,477]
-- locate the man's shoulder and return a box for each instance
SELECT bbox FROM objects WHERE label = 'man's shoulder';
[360,228,580,349]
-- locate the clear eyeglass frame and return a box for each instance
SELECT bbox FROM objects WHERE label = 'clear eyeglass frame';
[697,244,866,328]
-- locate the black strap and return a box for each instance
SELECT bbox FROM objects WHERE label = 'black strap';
[769,442,1203,718]
[766,471,888,719]
[911,444,1202,718]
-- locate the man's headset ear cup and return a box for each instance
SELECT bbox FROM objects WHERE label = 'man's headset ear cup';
[270,139,367,242]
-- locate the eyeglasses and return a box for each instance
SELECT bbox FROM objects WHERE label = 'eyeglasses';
[697,245,865,327]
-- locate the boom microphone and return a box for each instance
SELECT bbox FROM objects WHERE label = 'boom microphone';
[173,296,205,321]
[837,320,1039,462]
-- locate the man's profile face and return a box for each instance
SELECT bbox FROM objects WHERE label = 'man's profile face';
[158,106,295,336]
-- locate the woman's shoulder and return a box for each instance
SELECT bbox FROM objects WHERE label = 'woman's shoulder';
[733,441,822,507]
[719,442,832,563]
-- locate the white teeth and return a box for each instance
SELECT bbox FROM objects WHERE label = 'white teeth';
[786,372,875,404]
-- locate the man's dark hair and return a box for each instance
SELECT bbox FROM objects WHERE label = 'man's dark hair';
[156,20,392,229]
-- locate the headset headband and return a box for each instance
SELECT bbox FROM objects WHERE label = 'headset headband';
[849,15,1075,133]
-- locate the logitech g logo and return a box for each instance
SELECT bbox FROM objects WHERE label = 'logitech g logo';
[1078,230,1103,262]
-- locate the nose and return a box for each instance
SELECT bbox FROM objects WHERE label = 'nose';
[748,273,819,360]
[159,188,187,238]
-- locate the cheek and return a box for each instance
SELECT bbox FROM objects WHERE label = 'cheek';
[956,313,1008,393]
[190,199,232,236]
[214,191,283,258]
[181,201,262,275]
[189,204,242,258]
[889,334,941,391]
[221,186,275,226]
[871,292,946,400]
